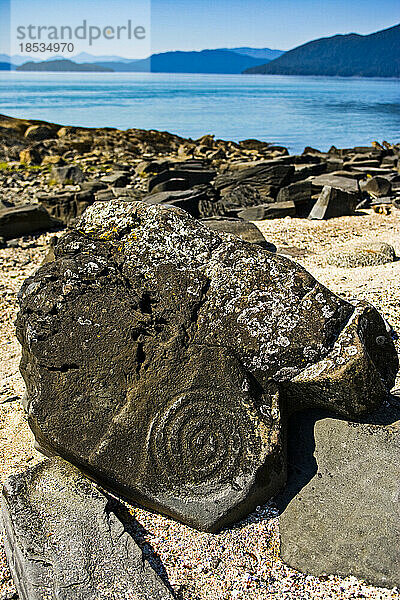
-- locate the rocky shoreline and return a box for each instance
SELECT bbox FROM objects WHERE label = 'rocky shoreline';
[0,114,400,600]
[1,113,399,244]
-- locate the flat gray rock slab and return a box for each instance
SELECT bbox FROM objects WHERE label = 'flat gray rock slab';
[278,404,400,589]
[1,458,174,600]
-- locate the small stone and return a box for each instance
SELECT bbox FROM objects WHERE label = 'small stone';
[51,165,85,184]
[360,175,392,198]
[326,242,396,267]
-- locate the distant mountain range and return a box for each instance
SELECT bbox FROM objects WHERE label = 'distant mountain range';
[13,49,272,74]
[94,50,269,73]
[244,24,400,77]
[0,47,282,67]
[17,60,113,72]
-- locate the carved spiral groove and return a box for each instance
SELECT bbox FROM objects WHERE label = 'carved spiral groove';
[148,390,261,492]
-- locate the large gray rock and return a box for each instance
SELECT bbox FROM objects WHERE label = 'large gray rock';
[51,165,85,185]
[1,457,174,600]
[278,403,400,589]
[15,201,398,531]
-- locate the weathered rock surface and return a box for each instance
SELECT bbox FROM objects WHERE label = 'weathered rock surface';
[278,402,400,589]
[1,457,174,600]
[308,185,358,220]
[15,201,398,531]
[0,204,60,239]
[326,242,396,267]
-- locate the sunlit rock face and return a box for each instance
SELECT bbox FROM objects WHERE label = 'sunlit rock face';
[16,201,398,532]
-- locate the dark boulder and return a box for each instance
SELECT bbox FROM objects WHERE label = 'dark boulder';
[360,176,392,198]
[219,183,265,213]
[1,457,174,600]
[24,125,56,141]
[38,188,97,226]
[214,163,294,201]
[308,185,358,219]
[291,163,327,182]
[0,204,60,239]
[144,185,220,219]
[278,402,400,589]
[150,178,189,194]
[276,180,313,206]
[16,201,398,531]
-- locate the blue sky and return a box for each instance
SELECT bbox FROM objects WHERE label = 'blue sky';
[0,0,399,57]
[151,0,400,52]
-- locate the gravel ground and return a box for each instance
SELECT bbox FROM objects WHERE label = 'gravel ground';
[1,209,399,600]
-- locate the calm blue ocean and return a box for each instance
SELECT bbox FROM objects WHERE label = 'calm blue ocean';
[0,72,399,154]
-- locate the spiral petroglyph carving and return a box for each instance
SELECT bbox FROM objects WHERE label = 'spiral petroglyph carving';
[16,201,398,531]
[148,390,262,493]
